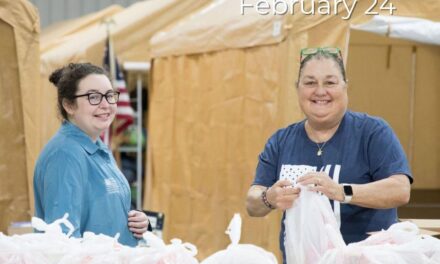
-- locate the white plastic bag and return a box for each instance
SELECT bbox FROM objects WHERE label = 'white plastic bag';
[140,232,199,264]
[58,232,129,264]
[32,213,75,237]
[0,213,78,264]
[284,185,345,264]
[201,214,278,264]
[319,221,440,264]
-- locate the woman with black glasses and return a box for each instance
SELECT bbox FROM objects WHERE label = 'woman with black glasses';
[246,48,412,263]
[33,63,149,246]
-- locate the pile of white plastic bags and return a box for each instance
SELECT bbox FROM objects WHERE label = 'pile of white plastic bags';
[283,179,440,264]
[5,187,440,264]
[0,213,278,264]
[0,213,199,264]
[320,221,440,263]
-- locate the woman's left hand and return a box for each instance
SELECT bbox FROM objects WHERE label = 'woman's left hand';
[128,210,150,238]
[297,172,344,202]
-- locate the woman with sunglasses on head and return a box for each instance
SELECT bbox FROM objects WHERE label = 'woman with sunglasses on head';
[33,63,149,246]
[246,48,412,262]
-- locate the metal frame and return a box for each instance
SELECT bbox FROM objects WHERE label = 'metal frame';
[122,61,150,210]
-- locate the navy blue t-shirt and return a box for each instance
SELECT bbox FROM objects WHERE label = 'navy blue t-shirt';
[253,111,412,262]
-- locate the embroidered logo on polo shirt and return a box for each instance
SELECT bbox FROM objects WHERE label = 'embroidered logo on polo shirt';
[104,178,119,194]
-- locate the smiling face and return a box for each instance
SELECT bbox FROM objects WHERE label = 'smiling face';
[63,74,116,141]
[297,57,348,129]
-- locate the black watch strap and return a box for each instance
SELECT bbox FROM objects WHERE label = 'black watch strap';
[342,184,353,203]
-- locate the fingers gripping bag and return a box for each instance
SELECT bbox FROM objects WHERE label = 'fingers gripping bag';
[283,182,345,264]
[201,214,278,264]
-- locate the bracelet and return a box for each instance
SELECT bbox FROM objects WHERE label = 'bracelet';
[262,188,275,210]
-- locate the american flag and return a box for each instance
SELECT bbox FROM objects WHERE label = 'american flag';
[101,37,135,146]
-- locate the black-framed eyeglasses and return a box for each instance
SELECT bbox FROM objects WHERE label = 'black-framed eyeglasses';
[73,91,120,105]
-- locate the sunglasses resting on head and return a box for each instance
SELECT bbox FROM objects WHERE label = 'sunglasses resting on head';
[300,47,342,62]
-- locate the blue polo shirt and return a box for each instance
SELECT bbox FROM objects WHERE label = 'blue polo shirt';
[34,121,138,246]
[253,111,412,263]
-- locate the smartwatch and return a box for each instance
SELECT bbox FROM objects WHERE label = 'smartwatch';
[341,184,353,204]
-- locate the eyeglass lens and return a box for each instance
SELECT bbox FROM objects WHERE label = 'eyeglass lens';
[88,92,119,105]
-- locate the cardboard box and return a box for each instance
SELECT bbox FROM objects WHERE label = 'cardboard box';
[400,219,440,236]
[7,221,33,235]
[367,219,440,237]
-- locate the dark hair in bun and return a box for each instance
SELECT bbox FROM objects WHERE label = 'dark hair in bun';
[49,67,64,86]
[49,63,110,120]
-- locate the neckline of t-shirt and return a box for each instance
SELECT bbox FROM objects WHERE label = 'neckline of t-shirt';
[300,112,347,147]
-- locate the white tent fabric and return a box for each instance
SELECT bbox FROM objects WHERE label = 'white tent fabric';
[351,15,440,46]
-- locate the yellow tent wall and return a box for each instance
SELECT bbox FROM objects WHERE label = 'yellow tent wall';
[347,30,440,189]
[148,42,295,260]
[148,0,440,260]
[0,0,40,233]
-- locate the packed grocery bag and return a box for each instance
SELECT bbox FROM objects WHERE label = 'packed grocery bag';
[140,232,199,264]
[281,171,440,264]
[0,213,199,264]
[320,221,440,264]
[284,185,346,264]
[201,213,278,264]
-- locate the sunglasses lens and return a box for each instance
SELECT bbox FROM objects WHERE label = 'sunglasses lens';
[300,47,342,63]
[323,47,339,54]
[302,48,318,56]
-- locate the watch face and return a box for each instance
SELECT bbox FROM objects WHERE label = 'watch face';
[344,185,353,196]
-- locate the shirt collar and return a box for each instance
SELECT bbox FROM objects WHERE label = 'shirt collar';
[60,121,110,155]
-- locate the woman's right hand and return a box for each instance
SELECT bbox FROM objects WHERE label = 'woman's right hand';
[266,179,301,210]
[128,210,150,239]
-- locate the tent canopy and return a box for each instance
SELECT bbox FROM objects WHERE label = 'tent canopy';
[41,5,123,53]
[151,0,440,57]
[150,0,286,57]
[352,15,440,46]
[41,0,211,71]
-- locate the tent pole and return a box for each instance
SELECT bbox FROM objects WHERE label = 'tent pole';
[408,46,417,167]
[136,73,143,210]
[123,62,150,210]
